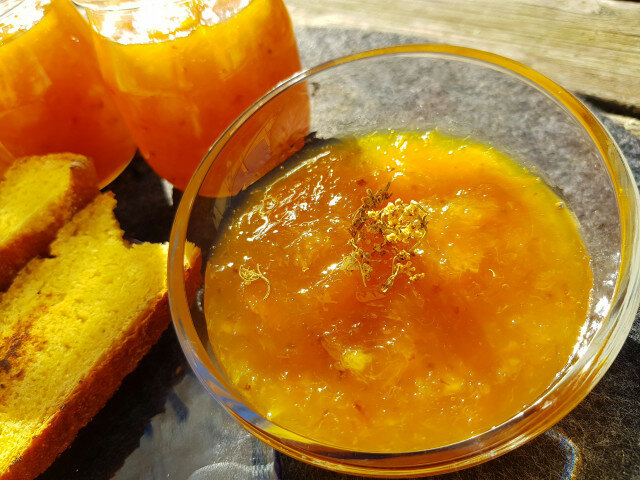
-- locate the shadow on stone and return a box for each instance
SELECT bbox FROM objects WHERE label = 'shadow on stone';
[106,154,176,243]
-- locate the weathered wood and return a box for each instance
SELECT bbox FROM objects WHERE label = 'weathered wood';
[605,113,640,139]
[286,0,640,112]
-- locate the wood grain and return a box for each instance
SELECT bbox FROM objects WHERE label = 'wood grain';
[286,0,640,111]
[605,113,640,139]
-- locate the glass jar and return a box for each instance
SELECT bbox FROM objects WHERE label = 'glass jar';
[0,0,136,186]
[76,0,307,191]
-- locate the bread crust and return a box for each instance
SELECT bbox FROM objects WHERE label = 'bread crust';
[0,252,202,480]
[0,155,98,291]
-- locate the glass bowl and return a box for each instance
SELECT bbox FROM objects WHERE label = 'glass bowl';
[168,45,640,477]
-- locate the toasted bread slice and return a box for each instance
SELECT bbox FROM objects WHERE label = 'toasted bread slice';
[0,193,202,480]
[0,154,98,291]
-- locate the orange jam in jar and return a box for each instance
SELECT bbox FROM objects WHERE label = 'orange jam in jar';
[0,0,136,186]
[83,0,306,191]
[204,131,593,452]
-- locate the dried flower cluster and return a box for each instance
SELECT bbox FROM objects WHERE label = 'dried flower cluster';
[341,182,428,292]
[239,264,271,300]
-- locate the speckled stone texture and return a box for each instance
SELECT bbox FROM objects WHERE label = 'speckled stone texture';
[37,26,640,480]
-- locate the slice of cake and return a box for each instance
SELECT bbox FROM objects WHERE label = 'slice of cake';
[0,193,201,480]
[0,154,98,290]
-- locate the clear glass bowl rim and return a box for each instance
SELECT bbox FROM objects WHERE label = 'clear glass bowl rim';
[168,44,640,475]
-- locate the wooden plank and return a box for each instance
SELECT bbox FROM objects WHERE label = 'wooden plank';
[285,0,640,110]
[605,113,640,139]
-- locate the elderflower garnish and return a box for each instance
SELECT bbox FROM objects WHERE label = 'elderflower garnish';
[381,254,426,293]
[349,182,392,238]
[339,239,374,286]
[343,182,429,292]
[239,264,271,300]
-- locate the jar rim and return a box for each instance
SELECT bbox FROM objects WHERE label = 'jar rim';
[72,0,249,12]
[0,0,25,18]
[73,0,185,12]
[0,0,50,42]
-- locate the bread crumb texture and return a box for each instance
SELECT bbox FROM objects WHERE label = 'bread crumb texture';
[0,154,95,243]
[0,154,98,291]
[0,193,173,475]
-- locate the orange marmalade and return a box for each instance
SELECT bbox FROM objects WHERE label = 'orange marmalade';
[204,131,593,452]
[0,0,136,185]
[87,0,305,191]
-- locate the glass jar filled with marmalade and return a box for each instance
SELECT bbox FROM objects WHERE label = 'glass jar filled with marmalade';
[76,0,307,191]
[0,0,136,186]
